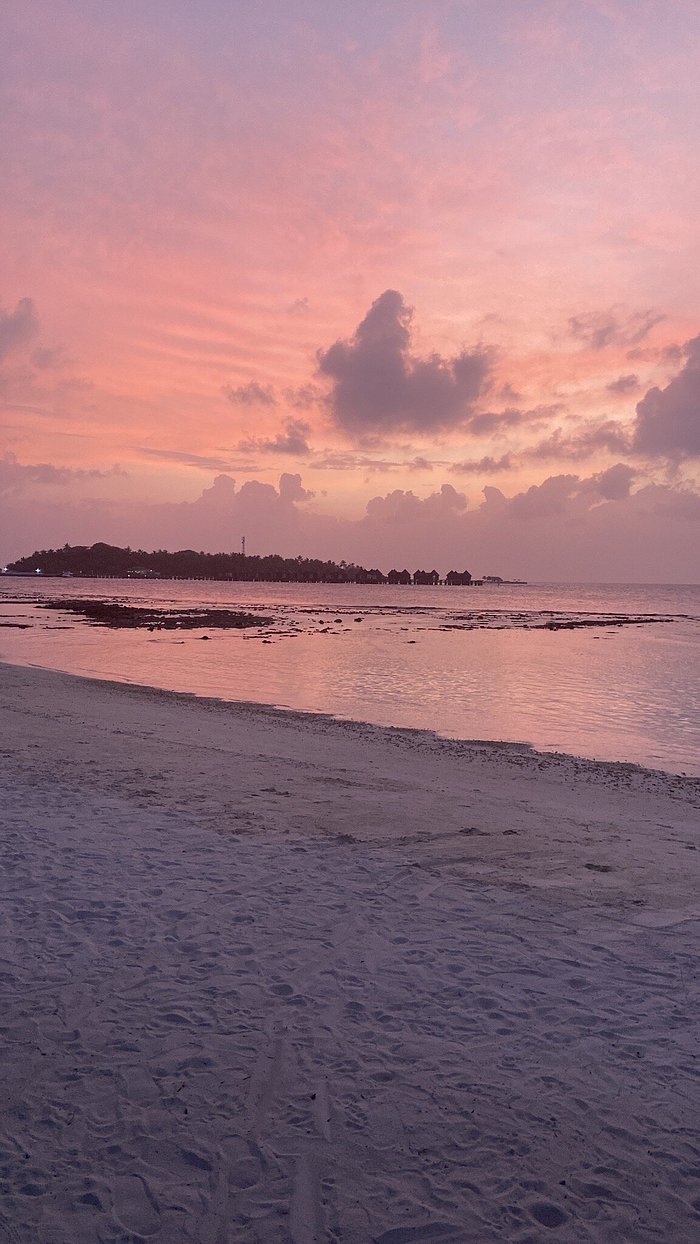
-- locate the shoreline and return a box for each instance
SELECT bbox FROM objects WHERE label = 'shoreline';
[2,660,700,1240]
[4,654,699,793]
[2,577,698,780]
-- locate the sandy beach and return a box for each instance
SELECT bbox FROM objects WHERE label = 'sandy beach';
[1,662,699,1243]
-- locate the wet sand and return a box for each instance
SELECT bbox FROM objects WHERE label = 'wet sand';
[1,661,699,1242]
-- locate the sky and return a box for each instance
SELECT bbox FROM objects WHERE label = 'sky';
[1,0,699,580]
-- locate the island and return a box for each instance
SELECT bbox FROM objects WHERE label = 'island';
[4,542,523,586]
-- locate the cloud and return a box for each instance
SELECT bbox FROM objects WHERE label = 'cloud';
[31,346,68,370]
[287,297,310,315]
[312,451,400,473]
[451,453,515,474]
[283,384,324,410]
[496,467,637,519]
[311,450,440,474]
[3,466,698,582]
[528,420,632,461]
[278,472,312,504]
[238,418,312,455]
[143,472,319,559]
[509,474,581,519]
[365,482,468,522]
[606,373,639,395]
[224,381,277,407]
[195,473,239,507]
[189,471,313,514]
[465,404,560,437]
[497,383,522,403]
[0,453,121,495]
[568,308,663,351]
[136,447,246,472]
[590,463,636,500]
[353,473,700,581]
[0,298,40,362]
[633,335,700,459]
[626,343,683,365]
[317,289,491,436]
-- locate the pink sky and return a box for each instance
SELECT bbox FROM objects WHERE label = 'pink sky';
[1,0,699,578]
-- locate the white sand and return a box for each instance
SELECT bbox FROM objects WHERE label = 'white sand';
[1,662,699,1243]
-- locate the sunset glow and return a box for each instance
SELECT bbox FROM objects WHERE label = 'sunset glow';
[2,0,699,578]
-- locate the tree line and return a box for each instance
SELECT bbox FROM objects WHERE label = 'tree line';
[7,542,475,585]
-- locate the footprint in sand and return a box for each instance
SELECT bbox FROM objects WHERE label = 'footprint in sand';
[121,1065,158,1105]
[529,1201,568,1229]
[112,1173,161,1236]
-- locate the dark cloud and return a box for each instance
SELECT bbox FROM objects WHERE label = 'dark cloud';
[0,453,121,494]
[238,418,312,455]
[633,335,700,458]
[287,297,310,315]
[626,342,683,364]
[282,384,323,410]
[451,453,515,474]
[528,420,631,462]
[590,463,636,500]
[497,383,523,404]
[0,298,39,361]
[224,381,277,407]
[465,404,560,437]
[606,374,639,395]
[317,290,491,436]
[568,308,663,351]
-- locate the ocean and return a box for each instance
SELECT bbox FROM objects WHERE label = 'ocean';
[1,577,698,776]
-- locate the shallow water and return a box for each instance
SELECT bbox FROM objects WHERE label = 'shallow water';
[1,578,699,775]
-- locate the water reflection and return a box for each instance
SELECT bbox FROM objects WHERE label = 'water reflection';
[1,579,698,774]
